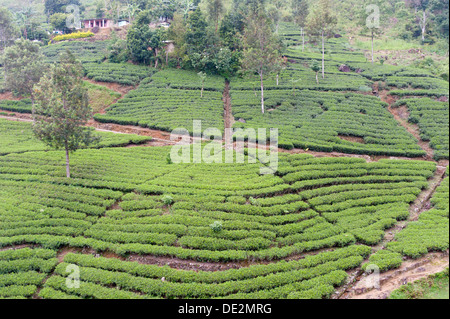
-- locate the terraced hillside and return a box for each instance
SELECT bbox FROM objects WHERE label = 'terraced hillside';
[0,119,152,155]
[0,20,448,301]
[0,144,447,299]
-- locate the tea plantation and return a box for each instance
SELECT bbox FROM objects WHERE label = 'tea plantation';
[0,118,152,155]
[394,98,449,160]
[231,90,425,156]
[0,143,447,299]
[0,17,448,301]
[94,75,225,134]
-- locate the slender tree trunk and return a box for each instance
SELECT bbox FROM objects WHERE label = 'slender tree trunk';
[421,11,426,42]
[260,72,264,114]
[201,85,204,98]
[371,30,374,65]
[316,72,319,84]
[276,74,279,86]
[302,28,305,52]
[322,30,325,79]
[65,146,71,178]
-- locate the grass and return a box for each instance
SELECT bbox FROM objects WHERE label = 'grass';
[389,268,449,299]
[83,81,122,114]
[355,38,419,51]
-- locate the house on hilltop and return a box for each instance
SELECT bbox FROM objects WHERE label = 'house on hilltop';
[82,19,112,29]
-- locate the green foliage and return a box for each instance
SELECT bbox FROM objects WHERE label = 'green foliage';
[0,118,152,155]
[0,7,18,51]
[0,247,58,298]
[395,98,449,160]
[387,174,449,258]
[230,89,426,157]
[1,39,45,97]
[32,50,98,178]
[108,32,128,64]
[241,4,283,113]
[45,0,82,16]
[162,195,174,206]
[390,268,449,299]
[43,40,109,64]
[362,250,403,272]
[53,31,94,42]
[49,12,70,33]
[94,73,224,134]
[210,221,223,232]
[127,11,166,66]
[84,63,155,86]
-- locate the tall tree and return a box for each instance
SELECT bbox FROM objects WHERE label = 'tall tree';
[197,71,207,97]
[127,11,165,66]
[32,51,97,179]
[241,4,283,114]
[311,60,320,84]
[291,0,309,51]
[361,3,383,64]
[267,0,284,34]
[45,0,83,16]
[306,0,337,79]
[206,0,225,33]
[1,39,45,98]
[167,13,188,67]
[219,11,245,51]
[175,0,196,17]
[0,8,17,51]
[415,0,431,42]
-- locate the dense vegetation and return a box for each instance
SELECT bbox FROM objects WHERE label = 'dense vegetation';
[394,98,449,160]
[0,0,448,301]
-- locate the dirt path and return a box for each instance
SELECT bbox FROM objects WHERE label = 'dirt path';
[339,251,449,299]
[334,160,449,299]
[408,163,448,221]
[374,84,435,161]
[0,92,25,101]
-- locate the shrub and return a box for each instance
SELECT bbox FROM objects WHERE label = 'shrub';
[52,32,94,42]
[162,195,174,206]
[210,221,223,233]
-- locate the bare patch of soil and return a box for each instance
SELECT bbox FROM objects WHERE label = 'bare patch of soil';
[84,78,135,96]
[334,162,449,299]
[409,164,448,221]
[56,247,80,263]
[0,92,24,101]
[127,254,249,272]
[388,105,435,161]
[392,105,410,121]
[278,147,430,162]
[0,112,33,122]
[375,86,435,161]
[339,251,449,299]
[338,135,366,144]
[0,244,31,252]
